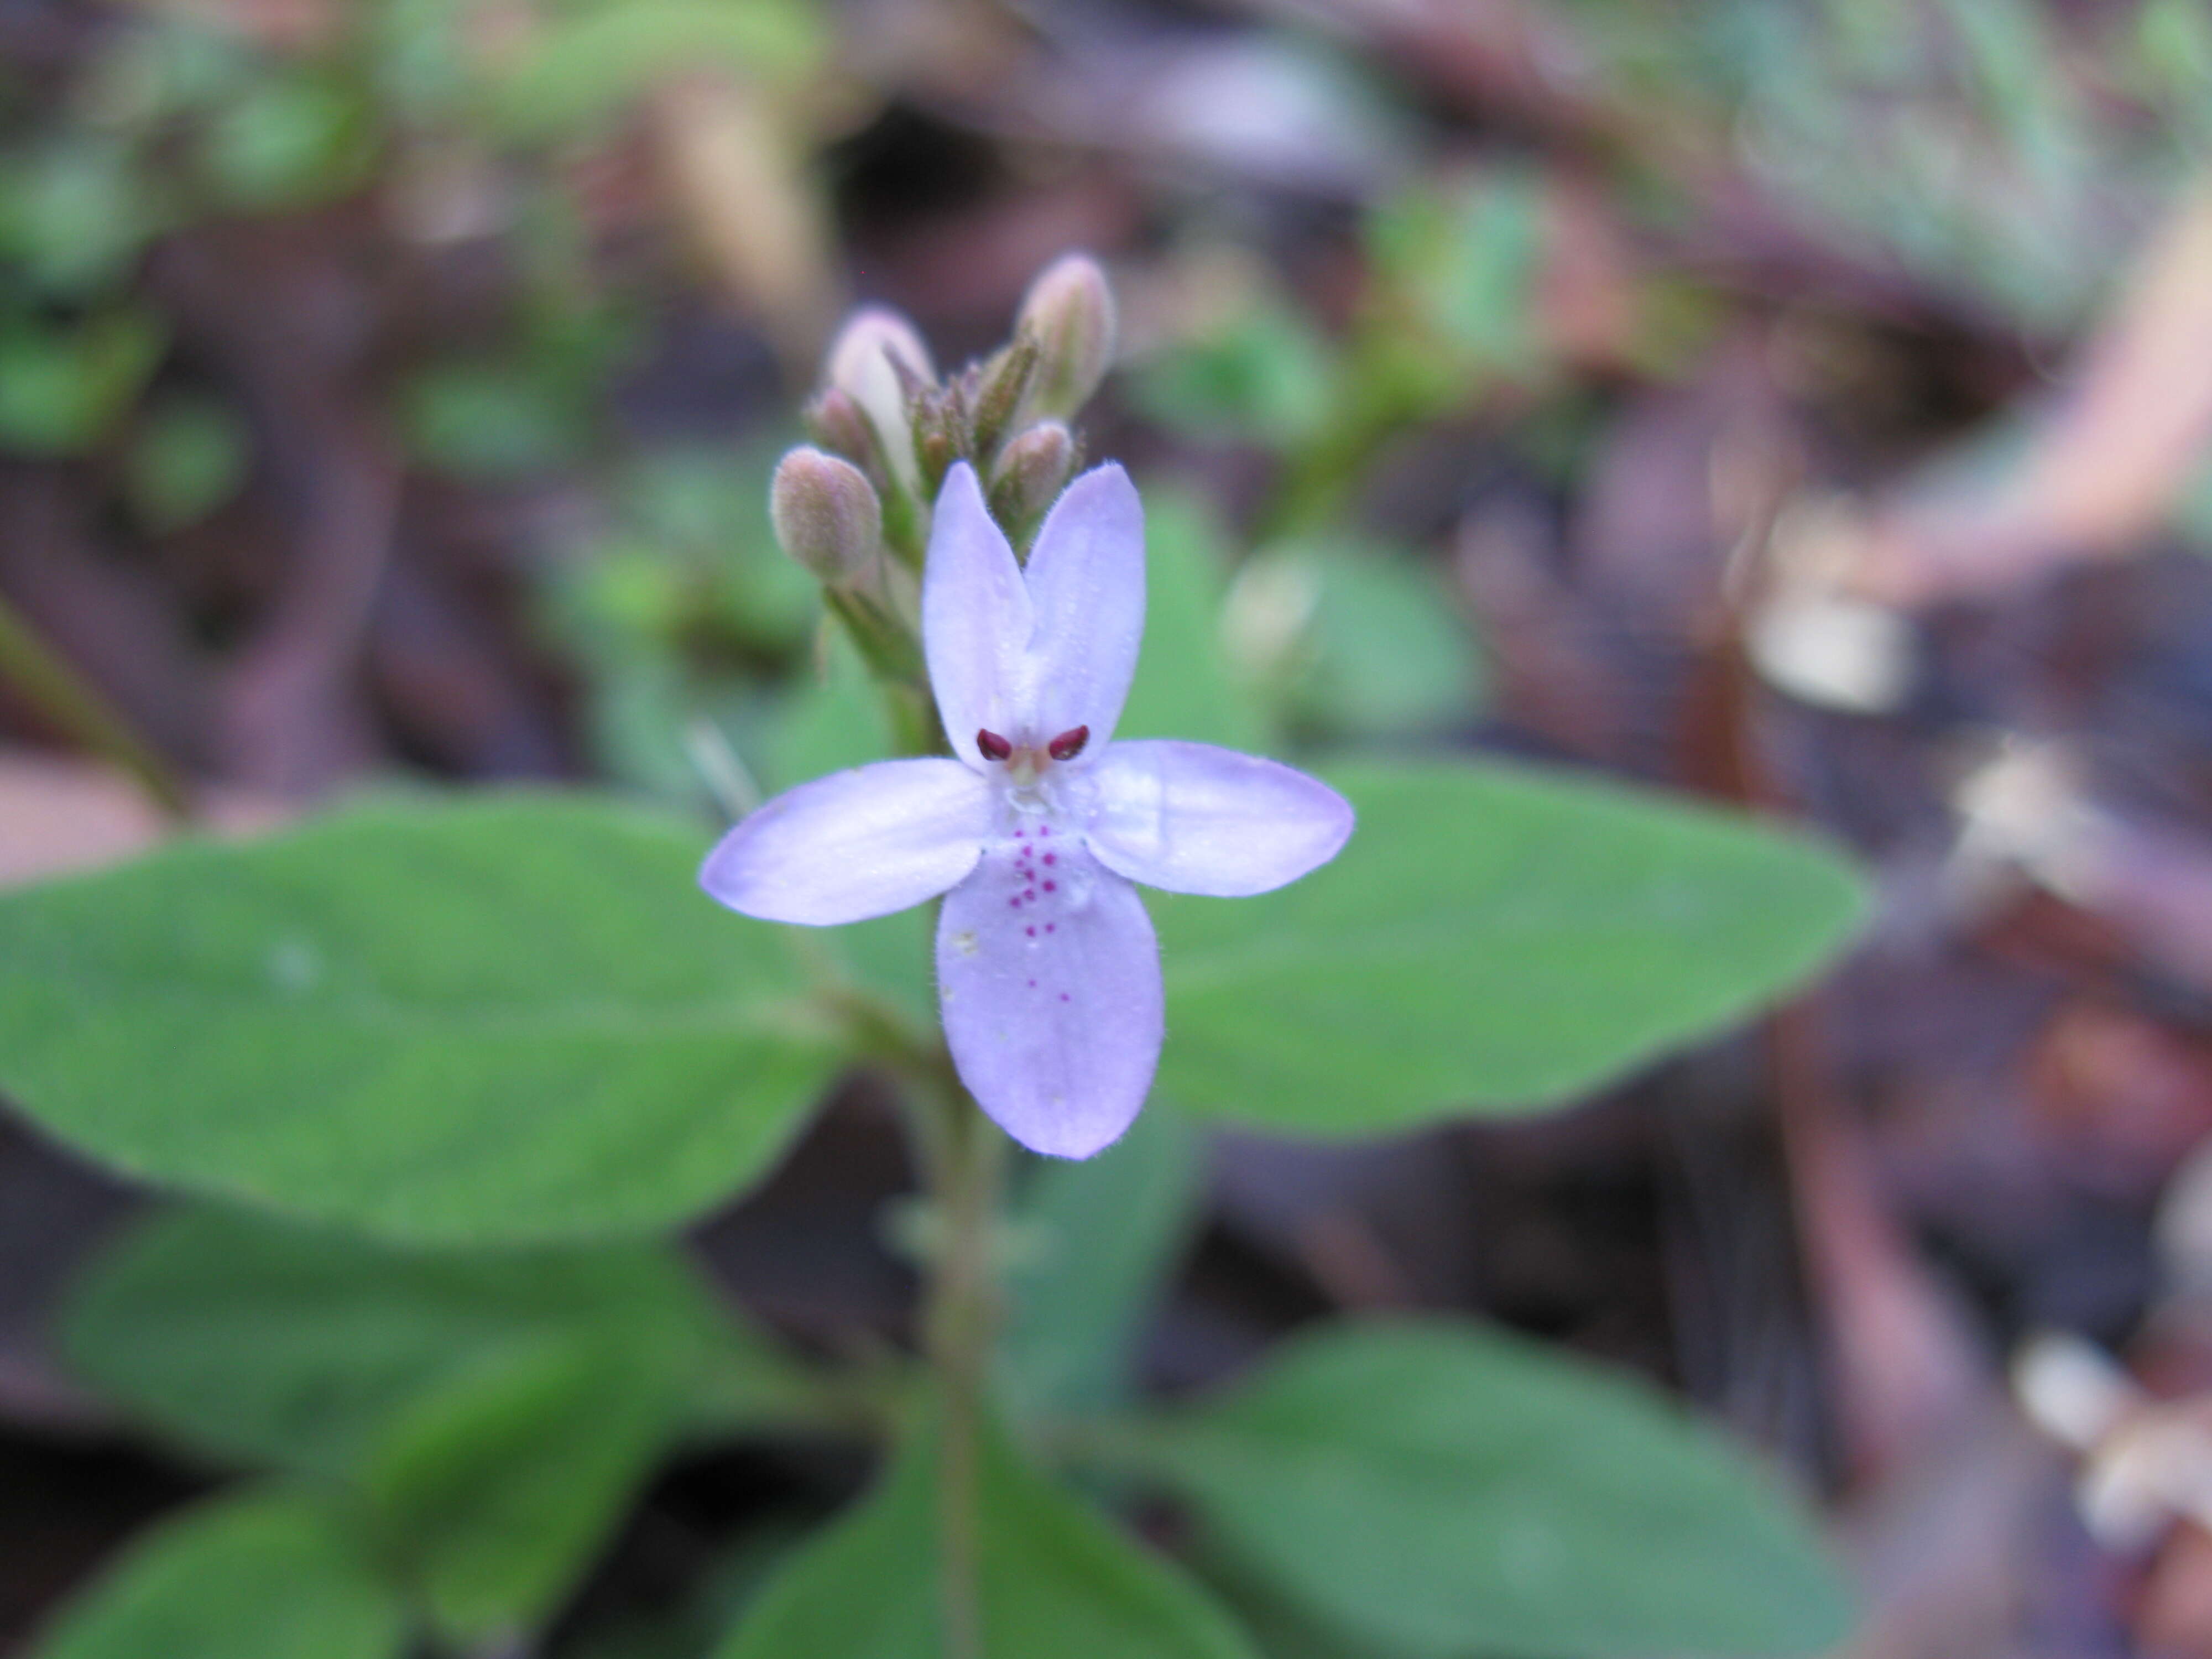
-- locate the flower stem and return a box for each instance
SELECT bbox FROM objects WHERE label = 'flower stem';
[920,1080,1008,1659]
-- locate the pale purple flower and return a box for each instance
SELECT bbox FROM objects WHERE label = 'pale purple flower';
[701,462,1353,1157]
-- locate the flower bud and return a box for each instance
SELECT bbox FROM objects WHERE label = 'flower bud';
[802,387,881,476]
[969,332,1040,458]
[771,446,882,584]
[1016,253,1116,421]
[825,306,934,490]
[989,420,1077,546]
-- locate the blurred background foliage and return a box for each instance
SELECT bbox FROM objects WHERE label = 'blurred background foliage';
[7,0,2212,1652]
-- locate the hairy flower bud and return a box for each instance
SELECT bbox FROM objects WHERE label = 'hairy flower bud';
[802,387,881,476]
[989,420,1077,545]
[771,446,882,584]
[1016,254,1116,421]
[825,306,935,490]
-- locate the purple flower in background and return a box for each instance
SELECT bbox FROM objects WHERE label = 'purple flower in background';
[702,462,1353,1157]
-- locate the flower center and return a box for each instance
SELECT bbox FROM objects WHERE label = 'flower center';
[977,726,1089,789]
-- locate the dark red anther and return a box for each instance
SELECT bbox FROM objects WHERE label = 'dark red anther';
[1047,725,1089,761]
[976,728,1013,761]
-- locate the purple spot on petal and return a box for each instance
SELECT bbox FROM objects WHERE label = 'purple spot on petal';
[1046,923,1056,933]
[1025,889,1036,900]
[1025,925,1035,937]
[1027,978,1036,988]
[1008,897,1019,908]
[1043,852,1056,866]
[1043,881,1056,893]
[1059,992,1070,1002]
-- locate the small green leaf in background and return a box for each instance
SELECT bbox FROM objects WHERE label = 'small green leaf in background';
[1370,169,1546,377]
[0,792,838,1243]
[1130,1320,1853,1658]
[1000,1105,1206,1422]
[719,1417,1259,1658]
[123,395,253,534]
[0,309,166,456]
[400,359,592,477]
[1131,291,1339,450]
[1224,538,1485,740]
[199,69,374,210]
[24,1488,408,1659]
[0,137,160,299]
[1119,487,1274,754]
[486,0,827,144]
[1155,760,1865,1135]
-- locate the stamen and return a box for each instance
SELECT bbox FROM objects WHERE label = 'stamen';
[1047,725,1089,761]
[976,728,1013,761]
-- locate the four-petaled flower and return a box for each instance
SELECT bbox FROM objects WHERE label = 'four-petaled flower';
[701,462,1353,1157]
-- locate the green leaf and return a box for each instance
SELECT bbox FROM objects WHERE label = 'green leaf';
[487,0,827,144]
[60,1205,753,1479]
[200,71,374,210]
[1131,298,1339,450]
[1001,1105,1206,1421]
[718,1418,1259,1658]
[1229,540,1485,740]
[124,396,252,534]
[366,1338,680,1640]
[400,361,591,477]
[0,309,165,456]
[1154,760,1864,1133]
[0,791,837,1243]
[1134,1320,1853,1658]
[61,1205,805,1641]
[1119,488,1274,753]
[24,1488,408,1659]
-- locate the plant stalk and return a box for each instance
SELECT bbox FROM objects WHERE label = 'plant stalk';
[920,1081,1008,1659]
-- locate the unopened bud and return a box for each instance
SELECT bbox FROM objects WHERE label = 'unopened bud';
[989,421,1077,545]
[771,446,881,583]
[1016,254,1116,421]
[969,333,1040,458]
[803,387,881,476]
[825,306,935,489]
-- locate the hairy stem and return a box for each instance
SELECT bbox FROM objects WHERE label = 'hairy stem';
[921,1083,1008,1659]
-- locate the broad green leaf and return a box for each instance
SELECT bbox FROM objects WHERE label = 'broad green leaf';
[0,792,837,1242]
[24,1488,407,1659]
[719,1419,1259,1658]
[366,1339,679,1640]
[1134,1320,1853,1658]
[1154,760,1864,1133]
[1001,1105,1206,1421]
[60,1204,760,1479]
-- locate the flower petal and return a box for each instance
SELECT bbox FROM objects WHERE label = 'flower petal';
[1022,463,1145,747]
[700,758,989,925]
[1085,740,1354,897]
[936,837,1162,1158]
[924,463,1032,768]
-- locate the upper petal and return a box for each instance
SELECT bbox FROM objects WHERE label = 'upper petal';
[700,758,989,925]
[1084,740,1354,898]
[923,463,1032,768]
[936,836,1162,1159]
[1022,463,1145,747]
